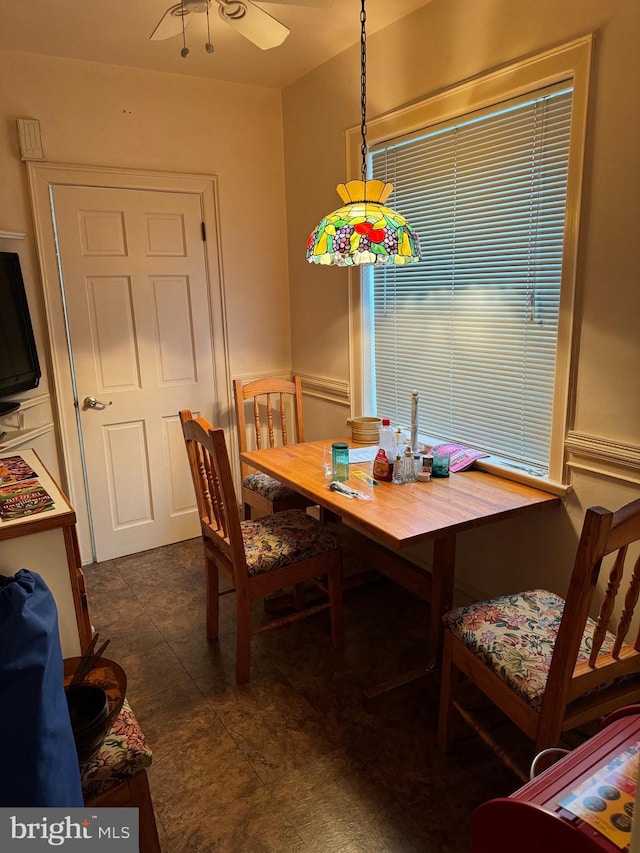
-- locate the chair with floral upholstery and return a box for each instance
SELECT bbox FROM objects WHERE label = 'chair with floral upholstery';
[438,498,640,780]
[180,410,344,683]
[81,699,161,852]
[233,376,315,521]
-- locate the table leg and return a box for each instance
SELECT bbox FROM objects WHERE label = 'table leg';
[364,533,456,703]
[429,534,456,664]
[319,506,341,526]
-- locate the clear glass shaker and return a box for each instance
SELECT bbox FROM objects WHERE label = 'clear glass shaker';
[413,454,422,478]
[404,446,417,482]
[392,454,404,484]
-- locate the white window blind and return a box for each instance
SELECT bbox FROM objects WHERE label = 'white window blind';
[366,84,573,473]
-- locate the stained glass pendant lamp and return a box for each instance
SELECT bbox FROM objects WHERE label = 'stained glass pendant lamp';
[306,0,421,267]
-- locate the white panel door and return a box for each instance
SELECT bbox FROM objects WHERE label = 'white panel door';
[52,186,212,560]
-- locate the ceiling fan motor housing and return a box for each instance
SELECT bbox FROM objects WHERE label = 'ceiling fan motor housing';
[183,0,210,12]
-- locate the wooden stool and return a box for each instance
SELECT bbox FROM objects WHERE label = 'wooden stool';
[80,699,161,853]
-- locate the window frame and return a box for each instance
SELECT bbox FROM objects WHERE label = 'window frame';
[347,36,593,492]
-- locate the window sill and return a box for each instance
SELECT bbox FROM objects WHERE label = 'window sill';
[473,458,570,497]
[416,435,570,497]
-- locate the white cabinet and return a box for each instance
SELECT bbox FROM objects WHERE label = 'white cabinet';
[0,449,91,656]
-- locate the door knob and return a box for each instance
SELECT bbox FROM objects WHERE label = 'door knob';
[82,395,113,410]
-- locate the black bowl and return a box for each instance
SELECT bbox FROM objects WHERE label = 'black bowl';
[65,682,110,763]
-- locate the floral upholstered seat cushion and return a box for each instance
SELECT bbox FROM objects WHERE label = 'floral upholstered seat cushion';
[80,699,153,796]
[444,589,617,710]
[243,472,301,503]
[241,509,339,576]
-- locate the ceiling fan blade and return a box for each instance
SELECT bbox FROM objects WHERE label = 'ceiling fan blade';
[150,5,193,41]
[217,1,291,50]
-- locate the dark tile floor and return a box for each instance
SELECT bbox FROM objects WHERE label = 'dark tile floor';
[84,538,529,852]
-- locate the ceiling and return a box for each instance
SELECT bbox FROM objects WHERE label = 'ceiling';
[0,0,431,89]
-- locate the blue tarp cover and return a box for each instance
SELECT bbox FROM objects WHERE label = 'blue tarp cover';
[0,569,83,806]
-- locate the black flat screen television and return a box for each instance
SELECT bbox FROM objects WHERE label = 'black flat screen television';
[0,251,41,417]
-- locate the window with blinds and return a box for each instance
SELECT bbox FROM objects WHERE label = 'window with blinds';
[364,83,573,474]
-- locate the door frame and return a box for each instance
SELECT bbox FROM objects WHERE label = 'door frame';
[27,162,235,564]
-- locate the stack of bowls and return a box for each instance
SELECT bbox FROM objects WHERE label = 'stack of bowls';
[349,416,382,444]
[65,682,110,763]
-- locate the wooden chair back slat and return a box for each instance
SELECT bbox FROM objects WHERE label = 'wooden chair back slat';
[590,547,626,665]
[611,551,640,657]
[203,446,227,538]
[194,442,214,523]
[624,555,640,652]
[280,393,288,445]
[266,393,274,446]
[253,396,262,450]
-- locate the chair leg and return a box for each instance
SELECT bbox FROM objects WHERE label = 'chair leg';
[204,549,219,640]
[327,556,344,649]
[236,590,252,683]
[243,503,253,520]
[129,770,162,853]
[534,711,565,766]
[85,770,161,853]
[438,631,460,752]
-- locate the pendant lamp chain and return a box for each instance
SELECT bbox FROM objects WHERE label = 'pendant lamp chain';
[360,0,368,183]
[305,0,421,266]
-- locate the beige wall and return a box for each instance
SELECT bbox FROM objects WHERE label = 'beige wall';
[0,49,291,412]
[283,0,640,598]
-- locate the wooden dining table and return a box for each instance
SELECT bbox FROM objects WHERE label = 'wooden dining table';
[241,438,562,698]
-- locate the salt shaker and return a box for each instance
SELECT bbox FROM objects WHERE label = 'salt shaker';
[392,454,404,484]
[404,446,417,482]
